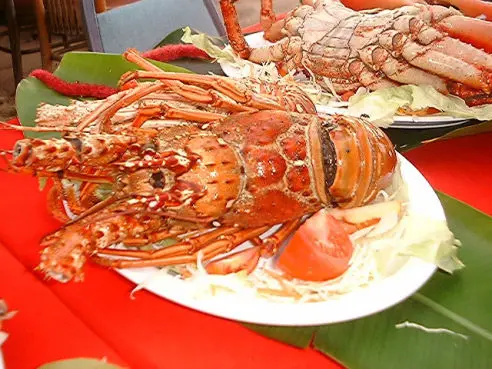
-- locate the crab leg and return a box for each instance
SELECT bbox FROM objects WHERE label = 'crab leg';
[443,0,492,21]
[437,16,492,54]
[340,0,425,10]
[380,17,492,93]
[220,0,251,58]
[340,0,492,20]
[260,0,288,42]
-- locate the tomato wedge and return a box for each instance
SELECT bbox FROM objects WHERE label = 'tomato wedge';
[275,210,354,282]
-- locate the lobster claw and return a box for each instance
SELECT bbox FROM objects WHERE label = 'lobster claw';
[205,246,261,275]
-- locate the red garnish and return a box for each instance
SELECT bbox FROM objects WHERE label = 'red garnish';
[29,45,211,99]
[142,44,211,62]
[30,69,118,99]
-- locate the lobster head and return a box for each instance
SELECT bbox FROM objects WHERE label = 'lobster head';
[311,114,397,209]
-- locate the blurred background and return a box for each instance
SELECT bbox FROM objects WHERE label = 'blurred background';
[0,0,298,121]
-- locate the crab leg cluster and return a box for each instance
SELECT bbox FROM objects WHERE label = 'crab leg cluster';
[220,0,492,105]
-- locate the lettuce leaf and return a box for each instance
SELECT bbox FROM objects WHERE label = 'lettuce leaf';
[181,27,280,79]
[347,85,492,126]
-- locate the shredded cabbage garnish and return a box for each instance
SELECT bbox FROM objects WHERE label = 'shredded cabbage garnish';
[0,299,16,347]
[180,27,336,105]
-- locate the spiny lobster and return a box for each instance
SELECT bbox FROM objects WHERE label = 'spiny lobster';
[1,50,396,283]
[220,0,492,106]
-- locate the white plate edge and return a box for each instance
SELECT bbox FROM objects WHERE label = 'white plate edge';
[116,154,442,326]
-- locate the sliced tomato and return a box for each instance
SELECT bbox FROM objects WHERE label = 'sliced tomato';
[275,210,354,282]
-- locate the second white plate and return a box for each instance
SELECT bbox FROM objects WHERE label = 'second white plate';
[221,32,471,129]
[315,105,470,129]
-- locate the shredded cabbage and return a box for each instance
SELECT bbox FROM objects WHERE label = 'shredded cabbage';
[122,161,463,304]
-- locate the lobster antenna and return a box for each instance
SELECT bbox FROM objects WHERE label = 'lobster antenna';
[0,121,78,133]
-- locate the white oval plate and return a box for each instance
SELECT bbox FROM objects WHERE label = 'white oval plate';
[221,32,471,130]
[117,154,441,326]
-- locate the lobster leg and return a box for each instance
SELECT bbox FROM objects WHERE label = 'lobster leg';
[47,181,73,223]
[97,221,304,276]
[260,219,302,257]
[204,219,303,275]
[98,227,237,259]
[118,70,286,111]
[130,104,227,128]
[48,178,88,221]
[94,226,269,269]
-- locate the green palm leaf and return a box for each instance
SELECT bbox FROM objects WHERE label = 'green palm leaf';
[247,192,492,369]
[16,52,191,138]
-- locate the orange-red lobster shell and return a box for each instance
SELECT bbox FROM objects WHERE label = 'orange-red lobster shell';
[1,50,396,282]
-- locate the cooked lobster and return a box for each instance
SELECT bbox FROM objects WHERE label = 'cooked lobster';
[220,0,492,106]
[1,50,396,283]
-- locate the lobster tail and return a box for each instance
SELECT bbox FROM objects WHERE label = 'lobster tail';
[314,115,397,208]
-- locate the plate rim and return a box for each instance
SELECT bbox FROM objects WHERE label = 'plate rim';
[315,105,470,129]
[116,154,442,326]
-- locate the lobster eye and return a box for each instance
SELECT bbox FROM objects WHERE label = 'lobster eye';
[151,171,165,189]
[12,141,31,164]
[319,120,337,190]
[141,142,157,155]
[13,142,23,157]
[66,138,83,153]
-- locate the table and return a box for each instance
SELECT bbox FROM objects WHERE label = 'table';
[1,120,491,368]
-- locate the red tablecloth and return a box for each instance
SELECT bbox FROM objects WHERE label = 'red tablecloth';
[1,122,491,369]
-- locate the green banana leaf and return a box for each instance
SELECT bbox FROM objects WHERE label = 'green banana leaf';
[385,120,492,152]
[16,52,191,139]
[247,192,492,369]
[155,27,226,76]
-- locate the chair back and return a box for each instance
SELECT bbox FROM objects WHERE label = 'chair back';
[81,0,226,53]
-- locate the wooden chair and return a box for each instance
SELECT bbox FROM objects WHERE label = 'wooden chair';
[35,0,88,72]
[80,0,226,53]
[0,0,38,85]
